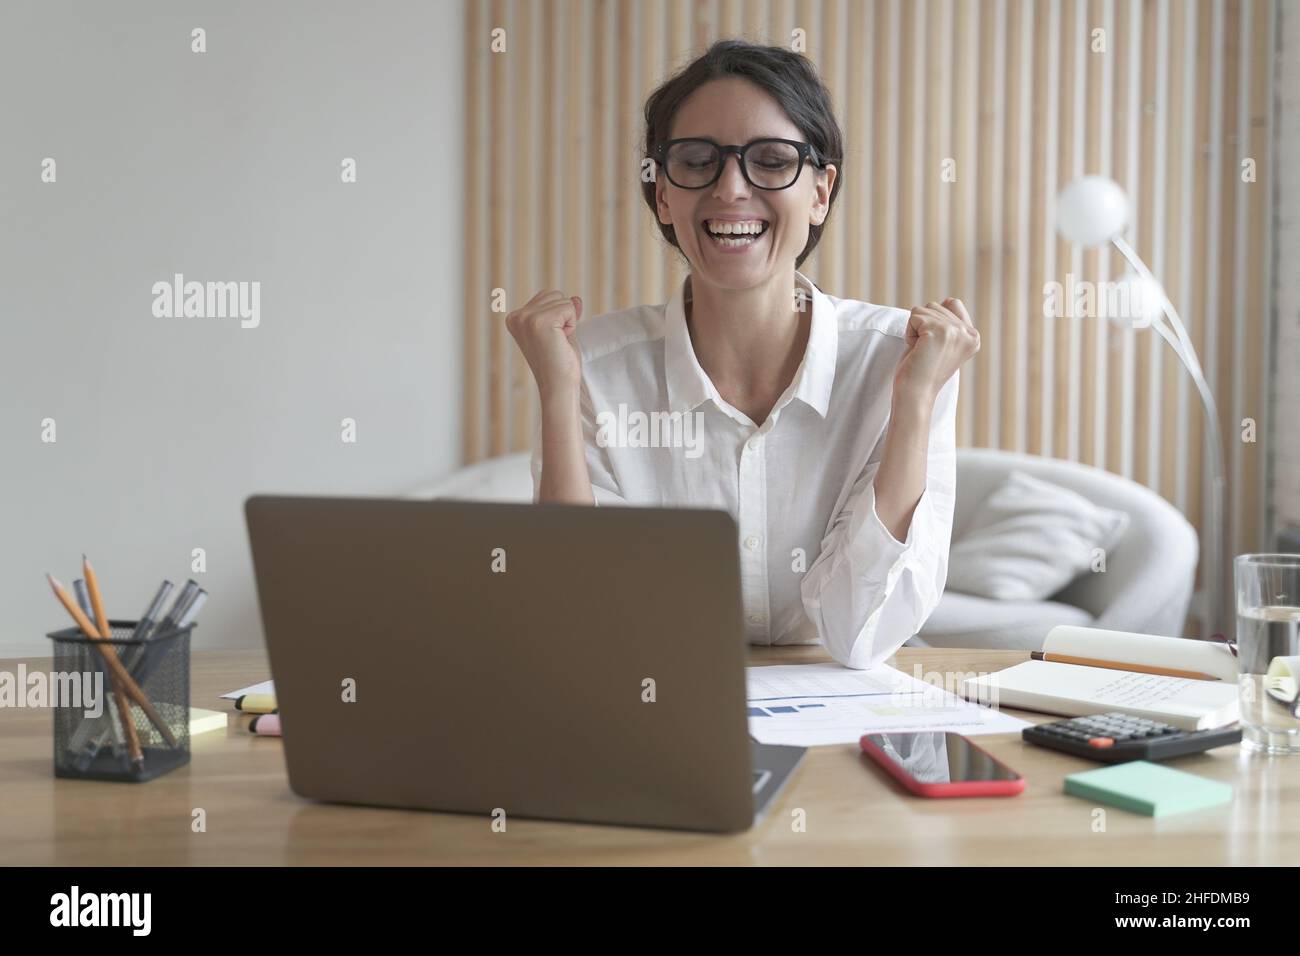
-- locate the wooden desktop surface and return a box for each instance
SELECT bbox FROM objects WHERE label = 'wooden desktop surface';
[1,646,1292,866]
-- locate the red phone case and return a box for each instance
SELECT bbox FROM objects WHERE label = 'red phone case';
[859,733,1026,798]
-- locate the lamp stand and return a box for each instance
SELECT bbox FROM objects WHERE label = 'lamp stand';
[1111,235,1228,640]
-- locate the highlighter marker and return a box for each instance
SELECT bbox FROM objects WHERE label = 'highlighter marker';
[235,693,278,714]
[249,714,282,736]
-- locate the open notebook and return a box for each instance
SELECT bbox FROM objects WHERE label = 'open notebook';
[962,626,1240,731]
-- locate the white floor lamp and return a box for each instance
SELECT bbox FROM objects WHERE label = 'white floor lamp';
[1055,175,1227,640]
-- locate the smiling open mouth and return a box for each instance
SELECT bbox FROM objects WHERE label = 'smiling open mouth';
[703,219,770,248]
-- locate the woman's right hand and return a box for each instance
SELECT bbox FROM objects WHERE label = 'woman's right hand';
[505,290,584,396]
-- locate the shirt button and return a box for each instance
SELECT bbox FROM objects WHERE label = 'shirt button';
[748,613,765,626]
[744,535,760,551]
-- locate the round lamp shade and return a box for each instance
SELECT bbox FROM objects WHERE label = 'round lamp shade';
[1056,176,1130,247]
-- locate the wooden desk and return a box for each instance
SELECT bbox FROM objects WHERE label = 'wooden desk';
[1,647,1293,865]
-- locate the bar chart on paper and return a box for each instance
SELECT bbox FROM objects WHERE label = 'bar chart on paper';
[745,664,1030,746]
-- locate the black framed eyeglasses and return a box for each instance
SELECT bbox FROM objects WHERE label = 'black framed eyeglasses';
[652,137,836,191]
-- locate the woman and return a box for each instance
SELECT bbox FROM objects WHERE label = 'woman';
[506,40,979,670]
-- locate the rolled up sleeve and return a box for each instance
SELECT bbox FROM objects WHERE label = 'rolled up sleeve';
[530,380,627,506]
[799,371,958,669]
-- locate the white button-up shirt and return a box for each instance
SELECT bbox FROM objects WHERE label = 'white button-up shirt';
[530,270,957,670]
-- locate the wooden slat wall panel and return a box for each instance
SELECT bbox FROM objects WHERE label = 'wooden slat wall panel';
[952,0,977,447]
[464,0,1276,628]
[1056,0,1078,462]
[873,0,899,310]
[1111,0,1138,480]
[1003,0,1029,454]
[1082,0,1104,469]
[464,0,484,462]
[1245,0,1271,550]
[976,0,1000,450]
[487,0,507,456]
[1027,0,1055,460]
[1162,0,1186,512]
[512,0,536,449]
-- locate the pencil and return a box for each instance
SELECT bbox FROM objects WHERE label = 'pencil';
[80,557,143,768]
[1030,651,1220,682]
[47,572,179,747]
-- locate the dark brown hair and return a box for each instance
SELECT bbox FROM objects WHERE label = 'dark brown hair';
[641,39,844,270]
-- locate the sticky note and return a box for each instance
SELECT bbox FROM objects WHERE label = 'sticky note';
[1064,761,1233,817]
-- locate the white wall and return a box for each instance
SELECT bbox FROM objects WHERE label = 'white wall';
[0,0,464,656]
[1273,0,1300,541]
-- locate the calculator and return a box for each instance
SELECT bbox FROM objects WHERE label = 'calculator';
[1022,712,1242,762]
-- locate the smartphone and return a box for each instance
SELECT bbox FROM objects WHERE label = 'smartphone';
[860,731,1025,798]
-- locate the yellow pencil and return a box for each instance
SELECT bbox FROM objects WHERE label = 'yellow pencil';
[81,556,145,767]
[1031,651,1219,681]
[47,572,178,747]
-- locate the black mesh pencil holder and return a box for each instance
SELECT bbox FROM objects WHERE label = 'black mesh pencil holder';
[46,619,192,782]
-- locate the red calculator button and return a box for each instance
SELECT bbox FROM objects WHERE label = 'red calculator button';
[1087,737,1116,748]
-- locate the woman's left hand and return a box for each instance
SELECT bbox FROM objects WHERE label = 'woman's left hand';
[892,297,980,407]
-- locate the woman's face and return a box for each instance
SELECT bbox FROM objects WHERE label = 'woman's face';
[655,76,836,293]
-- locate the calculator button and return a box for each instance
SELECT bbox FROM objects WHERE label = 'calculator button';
[1087,737,1116,748]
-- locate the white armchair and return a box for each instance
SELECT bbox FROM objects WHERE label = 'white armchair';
[407,448,1198,652]
[917,448,1197,650]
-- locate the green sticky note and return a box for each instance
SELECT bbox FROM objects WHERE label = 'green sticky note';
[1064,761,1233,817]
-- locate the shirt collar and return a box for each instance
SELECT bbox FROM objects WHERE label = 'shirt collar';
[663,270,838,419]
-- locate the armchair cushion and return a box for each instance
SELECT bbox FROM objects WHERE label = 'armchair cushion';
[945,470,1130,602]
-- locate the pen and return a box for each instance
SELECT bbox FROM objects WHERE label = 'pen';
[48,571,178,747]
[72,579,94,617]
[130,580,174,641]
[76,583,208,769]
[69,579,173,763]
[178,590,207,628]
[152,579,202,639]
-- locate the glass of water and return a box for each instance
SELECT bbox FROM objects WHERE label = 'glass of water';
[1236,553,1300,755]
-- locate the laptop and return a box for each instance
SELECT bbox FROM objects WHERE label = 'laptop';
[244,495,805,833]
